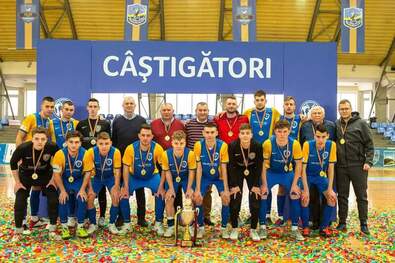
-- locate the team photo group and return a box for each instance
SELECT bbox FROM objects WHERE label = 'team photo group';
[10,89,373,243]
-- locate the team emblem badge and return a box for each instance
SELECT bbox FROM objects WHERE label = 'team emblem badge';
[126,4,147,26]
[343,7,363,29]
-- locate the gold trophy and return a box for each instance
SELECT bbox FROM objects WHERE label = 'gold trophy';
[175,198,199,247]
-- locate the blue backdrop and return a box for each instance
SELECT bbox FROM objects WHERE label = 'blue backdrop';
[37,40,337,120]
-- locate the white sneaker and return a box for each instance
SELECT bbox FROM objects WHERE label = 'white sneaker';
[22,223,31,236]
[259,226,268,239]
[47,224,56,232]
[120,222,131,234]
[196,226,204,239]
[67,217,77,227]
[250,229,261,242]
[230,228,239,240]
[164,226,175,238]
[221,226,230,239]
[87,224,97,235]
[154,222,164,236]
[109,224,121,235]
[12,228,23,242]
[291,229,305,241]
[98,217,106,227]
[48,224,61,241]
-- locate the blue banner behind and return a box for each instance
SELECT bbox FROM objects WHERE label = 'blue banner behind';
[37,40,337,120]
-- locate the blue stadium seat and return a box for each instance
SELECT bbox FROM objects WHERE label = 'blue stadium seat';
[371,122,378,129]
[0,118,9,126]
[377,127,385,134]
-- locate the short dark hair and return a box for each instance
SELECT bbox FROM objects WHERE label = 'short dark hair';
[97,132,111,141]
[315,124,328,134]
[338,99,352,108]
[139,123,152,133]
[41,96,54,103]
[62,100,74,107]
[32,127,49,137]
[172,130,186,141]
[239,123,252,131]
[204,122,217,129]
[274,120,291,130]
[66,131,82,141]
[87,98,99,106]
[254,90,266,98]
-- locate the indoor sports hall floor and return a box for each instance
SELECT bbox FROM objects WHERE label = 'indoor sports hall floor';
[0,166,393,262]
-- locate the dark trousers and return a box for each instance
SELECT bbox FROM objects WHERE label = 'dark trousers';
[136,188,146,221]
[98,187,107,218]
[336,165,368,224]
[15,185,58,228]
[309,186,321,224]
[229,176,260,229]
[203,186,212,220]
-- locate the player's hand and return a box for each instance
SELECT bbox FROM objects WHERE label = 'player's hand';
[260,185,268,198]
[222,190,230,205]
[326,189,337,206]
[251,186,262,200]
[156,186,166,200]
[185,188,194,199]
[14,181,26,194]
[230,186,241,199]
[193,191,203,205]
[301,190,310,207]
[290,185,301,198]
[165,188,176,201]
[59,190,69,205]
[46,178,57,189]
[77,190,88,202]
[120,186,129,199]
[111,185,120,201]
[363,163,371,171]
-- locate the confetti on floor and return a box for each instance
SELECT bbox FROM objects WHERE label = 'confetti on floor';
[0,191,394,263]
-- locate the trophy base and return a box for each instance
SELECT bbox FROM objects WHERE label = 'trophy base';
[181,240,193,247]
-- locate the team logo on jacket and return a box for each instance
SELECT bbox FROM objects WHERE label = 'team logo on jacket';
[75,160,82,168]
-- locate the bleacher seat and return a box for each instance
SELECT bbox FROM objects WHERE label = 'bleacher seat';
[371,122,378,129]
[0,118,9,126]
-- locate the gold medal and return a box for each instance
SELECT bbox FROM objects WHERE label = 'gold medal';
[32,147,44,181]
[89,131,95,137]
[91,139,96,145]
[175,176,181,183]
[320,171,326,177]
[340,138,345,145]
[228,131,233,137]
[210,168,216,175]
[62,142,67,148]
[258,130,264,136]
[288,164,293,171]
[32,173,38,180]
[68,176,74,183]
[141,169,146,176]
[243,169,250,176]
[284,166,288,172]
[165,135,170,141]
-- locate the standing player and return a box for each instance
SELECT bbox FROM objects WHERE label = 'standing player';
[193,123,230,239]
[50,100,79,149]
[228,124,263,241]
[300,124,337,237]
[259,120,305,241]
[52,131,89,239]
[79,132,123,235]
[162,130,197,237]
[119,124,166,236]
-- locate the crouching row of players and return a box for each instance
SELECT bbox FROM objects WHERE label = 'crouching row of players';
[12,120,337,242]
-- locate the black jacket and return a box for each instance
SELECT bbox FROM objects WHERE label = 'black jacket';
[335,112,374,167]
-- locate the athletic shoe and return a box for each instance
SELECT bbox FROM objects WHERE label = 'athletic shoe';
[29,218,47,228]
[108,224,120,235]
[302,227,311,237]
[250,229,261,242]
[196,226,205,239]
[274,218,285,226]
[121,222,132,234]
[221,226,230,239]
[204,218,214,226]
[48,224,61,241]
[360,224,370,235]
[98,217,106,227]
[12,228,23,242]
[137,219,148,227]
[291,229,305,241]
[320,227,336,237]
[336,223,347,232]
[67,217,77,228]
[259,226,268,239]
[87,224,97,235]
[154,222,164,236]
[164,226,175,238]
[61,225,72,240]
[22,223,31,236]
[230,228,239,240]
[266,216,274,225]
[76,227,89,238]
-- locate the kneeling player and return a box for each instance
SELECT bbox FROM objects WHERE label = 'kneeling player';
[259,120,305,241]
[300,124,337,237]
[53,131,89,239]
[193,123,231,239]
[162,130,196,237]
[80,132,123,235]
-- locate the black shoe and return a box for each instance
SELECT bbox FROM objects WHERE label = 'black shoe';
[336,223,347,232]
[115,217,124,227]
[137,219,148,227]
[204,218,214,226]
[360,224,370,235]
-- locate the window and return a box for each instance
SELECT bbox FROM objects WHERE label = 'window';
[3,89,19,117]
[26,89,36,115]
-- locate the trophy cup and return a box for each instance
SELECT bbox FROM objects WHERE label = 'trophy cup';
[175,198,199,247]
